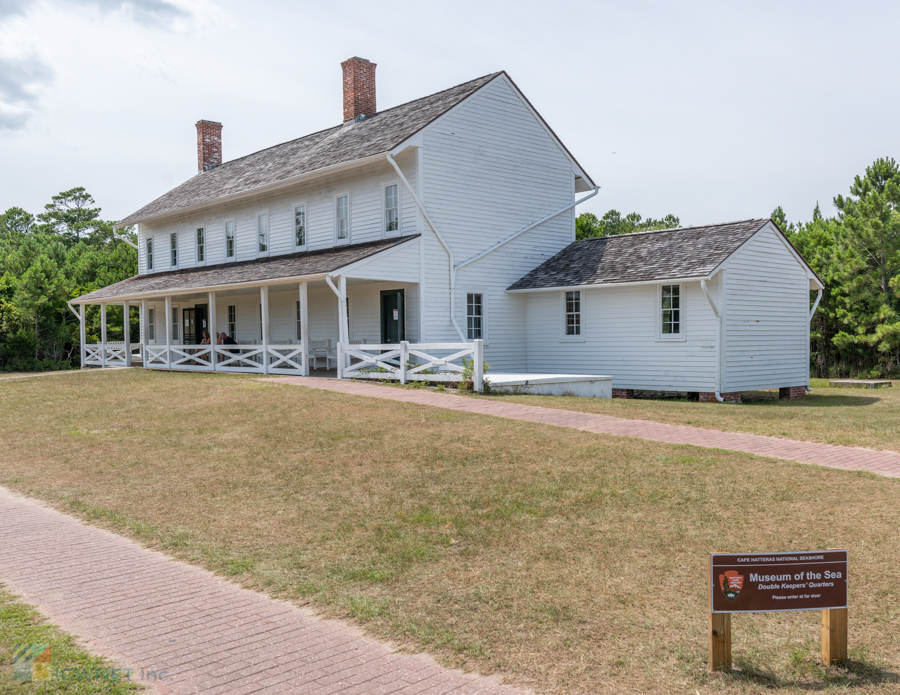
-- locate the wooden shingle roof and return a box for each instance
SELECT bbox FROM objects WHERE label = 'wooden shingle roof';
[507,219,771,290]
[118,73,502,226]
[75,236,419,302]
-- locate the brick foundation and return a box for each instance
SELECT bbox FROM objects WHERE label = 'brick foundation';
[612,388,635,399]
[699,391,743,404]
[779,386,807,400]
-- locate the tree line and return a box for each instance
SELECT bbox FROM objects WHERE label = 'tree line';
[0,188,136,371]
[1,159,898,376]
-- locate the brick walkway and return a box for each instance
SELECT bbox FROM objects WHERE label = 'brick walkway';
[261,377,900,479]
[0,488,529,695]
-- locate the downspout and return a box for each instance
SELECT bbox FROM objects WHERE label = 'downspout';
[113,228,138,249]
[807,288,823,391]
[455,186,600,271]
[701,274,725,403]
[386,152,466,341]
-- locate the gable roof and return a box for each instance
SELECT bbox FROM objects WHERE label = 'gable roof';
[74,235,419,303]
[508,219,786,291]
[118,73,503,227]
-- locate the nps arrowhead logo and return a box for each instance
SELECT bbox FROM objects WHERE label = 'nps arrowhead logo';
[719,570,744,601]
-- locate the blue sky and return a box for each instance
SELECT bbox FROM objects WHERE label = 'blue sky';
[1,0,897,227]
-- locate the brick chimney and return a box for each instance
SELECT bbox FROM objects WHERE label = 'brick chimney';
[196,120,222,172]
[341,57,377,122]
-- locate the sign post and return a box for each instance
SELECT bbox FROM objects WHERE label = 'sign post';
[709,550,848,671]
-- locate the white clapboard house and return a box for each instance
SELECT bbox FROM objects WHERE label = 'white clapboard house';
[73,58,823,401]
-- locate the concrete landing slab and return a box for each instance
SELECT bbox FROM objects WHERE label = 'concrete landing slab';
[487,373,613,398]
[829,379,893,389]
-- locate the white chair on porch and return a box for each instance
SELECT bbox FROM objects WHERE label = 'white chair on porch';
[308,339,334,370]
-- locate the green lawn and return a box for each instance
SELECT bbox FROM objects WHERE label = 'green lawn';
[0,369,898,694]
[0,587,142,694]
[477,379,900,452]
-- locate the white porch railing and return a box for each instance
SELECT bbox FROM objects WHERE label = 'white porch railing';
[83,342,142,367]
[338,340,484,391]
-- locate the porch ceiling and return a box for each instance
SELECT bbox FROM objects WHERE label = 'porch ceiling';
[74,235,419,304]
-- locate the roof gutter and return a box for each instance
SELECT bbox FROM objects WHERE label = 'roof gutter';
[506,276,708,294]
[73,271,332,305]
[115,153,386,229]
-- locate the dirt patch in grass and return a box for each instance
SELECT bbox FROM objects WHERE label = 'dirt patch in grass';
[473,379,900,452]
[0,370,898,694]
[0,585,143,693]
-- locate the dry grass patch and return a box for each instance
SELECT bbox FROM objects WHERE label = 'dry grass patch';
[475,379,900,452]
[0,370,898,694]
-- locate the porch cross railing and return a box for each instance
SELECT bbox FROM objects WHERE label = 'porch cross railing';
[338,340,484,391]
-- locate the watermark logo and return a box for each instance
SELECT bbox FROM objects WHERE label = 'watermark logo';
[13,644,51,682]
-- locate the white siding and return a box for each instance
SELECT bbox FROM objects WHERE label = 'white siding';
[723,225,810,391]
[418,76,580,370]
[524,279,720,391]
[136,149,419,275]
[347,281,420,344]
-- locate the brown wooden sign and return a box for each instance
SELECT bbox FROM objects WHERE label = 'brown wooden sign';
[708,550,849,672]
[711,550,848,614]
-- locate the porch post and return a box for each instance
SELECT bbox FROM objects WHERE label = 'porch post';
[338,275,348,370]
[164,296,172,369]
[140,299,149,369]
[79,303,86,369]
[260,285,270,375]
[100,303,108,368]
[123,302,132,367]
[299,281,309,376]
[208,291,217,372]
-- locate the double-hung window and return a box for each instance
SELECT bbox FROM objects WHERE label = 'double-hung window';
[146,238,153,271]
[565,291,581,336]
[196,227,205,262]
[171,307,179,342]
[466,293,483,340]
[170,232,178,267]
[384,184,399,234]
[294,205,306,248]
[257,213,268,254]
[336,195,349,241]
[148,308,155,341]
[227,305,236,340]
[225,220,235,259]
[661,284,681,336]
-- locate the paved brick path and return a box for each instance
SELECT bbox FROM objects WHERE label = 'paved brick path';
[261,377,900,479]
[0,488,529,695]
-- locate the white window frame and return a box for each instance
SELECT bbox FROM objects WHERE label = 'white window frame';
[196,226,206,264]
[465,290,488,343]
[170,231,178,268]
[256,210,269,257]
[146,237,154,272]
[334,192,350,244]
[292,202,307,251]
[171,305,180,343]
[148,307,156,341]
[224,219,236,261]
[227,305,236,340]
[560,289,586,342]
[658,282,685,341]
[382,182,400,237]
